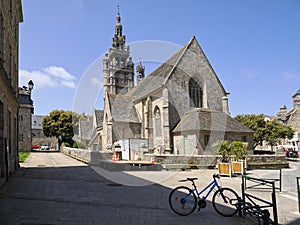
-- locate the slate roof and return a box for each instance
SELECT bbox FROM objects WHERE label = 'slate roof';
[173,108,253,133]
[127,36,227,101]
[18,94,32,105]
[80,120,93,140]
[95,110,104,127]
[108,94,140,123]
[292,89,300,98]
[126,40,189,101]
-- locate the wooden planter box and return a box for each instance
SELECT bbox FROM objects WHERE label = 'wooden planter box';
[231,161,244,174]
[218,162,232,177]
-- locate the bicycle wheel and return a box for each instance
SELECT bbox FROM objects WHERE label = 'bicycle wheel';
[169,186,197,216]
[212,187,239,217]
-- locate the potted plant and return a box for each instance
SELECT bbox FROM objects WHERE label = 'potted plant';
[213,140,232,177]
[230,141,248,174]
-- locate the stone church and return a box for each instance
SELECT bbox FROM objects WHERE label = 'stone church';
[277,89,300,151]
[87,11,253,156]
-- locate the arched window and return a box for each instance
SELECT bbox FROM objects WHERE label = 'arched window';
[154,106,162,137]
[189,78,203,108]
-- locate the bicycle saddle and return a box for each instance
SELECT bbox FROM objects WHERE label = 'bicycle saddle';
[179,178,198,182]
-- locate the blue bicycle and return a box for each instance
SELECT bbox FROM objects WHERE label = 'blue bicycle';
[169,174,239,217]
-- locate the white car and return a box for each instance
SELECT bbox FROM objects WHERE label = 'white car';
[41,145,49,150]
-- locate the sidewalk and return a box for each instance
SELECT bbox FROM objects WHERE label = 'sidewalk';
[0,152,298,225]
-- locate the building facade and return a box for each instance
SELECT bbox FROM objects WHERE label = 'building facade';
[87,10,253,156]
[18,86,33,152]
[277,89,300,152]
[32,115,58,150]
[0,0,23,185]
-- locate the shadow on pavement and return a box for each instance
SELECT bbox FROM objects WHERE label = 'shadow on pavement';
[0,166,259,225]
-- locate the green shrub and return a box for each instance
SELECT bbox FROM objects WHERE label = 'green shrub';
[76,142,86,149]
[64,142,70,147]
[19,152,30,163]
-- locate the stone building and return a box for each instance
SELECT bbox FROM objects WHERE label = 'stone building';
[277,89,300,151]
[32,115,57,150]
[87,109,103,150]
[87,10,253,156]
[18,84,34,152]
[0,0,23,185]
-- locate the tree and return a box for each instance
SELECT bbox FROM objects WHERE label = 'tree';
[42,110,83,146]
[264,120,294,151]
[235,114,294,150]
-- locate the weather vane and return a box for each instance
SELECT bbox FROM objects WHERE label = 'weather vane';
[117,5,120,14]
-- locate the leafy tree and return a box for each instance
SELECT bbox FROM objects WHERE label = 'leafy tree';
[43,110,83,146]
[264,120,294,150]
[235,114,294,150]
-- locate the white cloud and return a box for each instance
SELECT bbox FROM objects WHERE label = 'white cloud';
[19,66,76,89]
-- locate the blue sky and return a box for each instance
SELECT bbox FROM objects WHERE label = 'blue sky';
[19,0,300,117]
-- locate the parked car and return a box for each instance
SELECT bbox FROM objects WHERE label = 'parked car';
[32,145,39,151]
[41,144,49,150]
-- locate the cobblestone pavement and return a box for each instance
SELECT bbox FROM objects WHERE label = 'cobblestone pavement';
[0,152,299,225]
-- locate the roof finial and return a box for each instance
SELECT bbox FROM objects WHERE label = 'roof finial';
[117,5,120,14]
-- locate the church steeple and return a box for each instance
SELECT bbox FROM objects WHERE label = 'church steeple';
[112,5,125,48]
[103,6,134,95]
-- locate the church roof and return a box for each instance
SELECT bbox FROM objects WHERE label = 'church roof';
[80,120,93,140]
[108,94,140,123]
[173,108,253,133]
[94,110,104,127]
[292,89,300,98]
[127,36,227,101]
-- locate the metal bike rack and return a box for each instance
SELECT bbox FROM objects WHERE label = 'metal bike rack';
[244,168,282,192]
[242,175,278,225]
[297,177,300,213]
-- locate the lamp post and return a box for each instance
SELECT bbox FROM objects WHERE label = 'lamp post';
[28,80,34,92]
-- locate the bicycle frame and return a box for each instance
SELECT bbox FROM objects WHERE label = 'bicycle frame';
[183,178,220,204]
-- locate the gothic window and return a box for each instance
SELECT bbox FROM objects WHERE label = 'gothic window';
[154,106,162,137]
[189,78,203,108]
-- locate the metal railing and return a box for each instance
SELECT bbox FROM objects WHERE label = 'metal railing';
[242,175,278,225]
[244,168,282,192]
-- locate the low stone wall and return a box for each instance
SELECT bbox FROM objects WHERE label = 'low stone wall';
[62,148,289,170]
[247,154,289,169]
[61,147,112,164]
[144,154,289,170]
[144,154,219,169]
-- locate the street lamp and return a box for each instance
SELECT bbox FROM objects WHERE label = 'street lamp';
[28,80,34,91]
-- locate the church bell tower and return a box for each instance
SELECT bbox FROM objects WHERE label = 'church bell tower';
[103,6,134,95]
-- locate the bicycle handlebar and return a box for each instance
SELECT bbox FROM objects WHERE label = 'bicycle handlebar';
[213,174,221,179]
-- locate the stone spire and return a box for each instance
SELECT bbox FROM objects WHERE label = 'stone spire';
[103,6,134,95]
[136,59,145,84]
[112,5,125,48]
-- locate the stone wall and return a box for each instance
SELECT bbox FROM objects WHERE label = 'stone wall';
[61,147,112,164]
[62,147,289,170]
[247,155,289,169]
[144,154,289,169]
